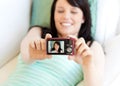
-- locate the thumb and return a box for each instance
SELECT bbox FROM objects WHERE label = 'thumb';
[45,33,52,40]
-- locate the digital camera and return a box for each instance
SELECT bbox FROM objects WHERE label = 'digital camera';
[46,38,75,55]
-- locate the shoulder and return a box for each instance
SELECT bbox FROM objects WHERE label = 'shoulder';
[87,41,104,56]
[89,41,105,59]
[90,41,105,64]
[90,41,103,50]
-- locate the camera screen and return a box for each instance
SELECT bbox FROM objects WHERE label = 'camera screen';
[47,38,74,55]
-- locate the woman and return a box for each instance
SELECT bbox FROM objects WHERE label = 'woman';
[3,0,105,86]
[50,41,63,53]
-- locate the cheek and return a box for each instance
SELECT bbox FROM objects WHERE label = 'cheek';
[54,12,60,22]
[74,17,84,30]
[54,15,60,27]
[75,17,84,23]
[74,13,84,23]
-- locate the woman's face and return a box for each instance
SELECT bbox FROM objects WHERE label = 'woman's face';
[54,43,59,51]
[54,0,85,38]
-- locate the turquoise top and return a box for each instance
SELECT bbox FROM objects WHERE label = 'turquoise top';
[3,54,83,86]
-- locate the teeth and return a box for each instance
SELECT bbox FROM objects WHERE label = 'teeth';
[62,23,71,26]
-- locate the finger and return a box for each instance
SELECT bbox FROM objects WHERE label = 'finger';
[68,55,82,64]
[30,41,36,49]
[68,55,75,60]
[76,43,85,55]
[77,43,89,55]
[40,39,46,50]
[82,49,93,58]
[75,37,85,50]
[45,33,52,40]
[35,40,41,50]
[47,55,52,59]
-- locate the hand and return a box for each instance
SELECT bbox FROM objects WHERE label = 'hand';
[29,33,52,60]
[68,37,93,66]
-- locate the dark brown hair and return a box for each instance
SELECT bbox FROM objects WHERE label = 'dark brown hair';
[50,0,93,45]
[51,41,62,53]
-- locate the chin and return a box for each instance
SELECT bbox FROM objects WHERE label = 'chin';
[60,33,71,38]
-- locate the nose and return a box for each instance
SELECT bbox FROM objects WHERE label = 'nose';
[62,11,70,20]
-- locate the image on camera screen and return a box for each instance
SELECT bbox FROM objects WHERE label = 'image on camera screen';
[47,38,74,55]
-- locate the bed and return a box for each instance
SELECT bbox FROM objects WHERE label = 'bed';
[0,0,120,86]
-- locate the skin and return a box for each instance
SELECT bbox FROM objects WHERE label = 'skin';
[54,43,59,52]
[54,0,84,38]
[20,0,105,86]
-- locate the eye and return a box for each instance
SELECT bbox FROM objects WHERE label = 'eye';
[71,11,78,14]
[57,10,64,13]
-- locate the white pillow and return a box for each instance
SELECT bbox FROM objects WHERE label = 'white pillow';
[0,0,32,67]
[95,0,120,45]
[116,16,120,35]
[104,35,120,86]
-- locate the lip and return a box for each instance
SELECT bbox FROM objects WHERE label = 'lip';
[60,22,72,27]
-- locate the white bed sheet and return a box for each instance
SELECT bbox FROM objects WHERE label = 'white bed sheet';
[0,56,17,84]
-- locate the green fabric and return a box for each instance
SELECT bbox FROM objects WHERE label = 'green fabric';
[31,0,53,28]
[2,54,83,86]
[30,0,97,37]
[88,0,97,37]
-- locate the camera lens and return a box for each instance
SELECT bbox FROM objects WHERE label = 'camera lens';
[66,47,72,53]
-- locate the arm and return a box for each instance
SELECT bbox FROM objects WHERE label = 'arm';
[68,38,105,86]
[83,41,105,86]
[20,26,52,64]
[20,27,42,63]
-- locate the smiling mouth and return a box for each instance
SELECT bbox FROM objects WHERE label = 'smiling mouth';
[61,23,72,27]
